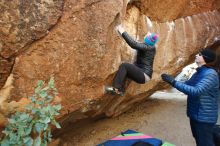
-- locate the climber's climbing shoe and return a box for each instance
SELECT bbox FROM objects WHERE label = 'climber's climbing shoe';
[104,86,124,96]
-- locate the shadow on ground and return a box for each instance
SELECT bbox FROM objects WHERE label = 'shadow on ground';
[51,91,202,146]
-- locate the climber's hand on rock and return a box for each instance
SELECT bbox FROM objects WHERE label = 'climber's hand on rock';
[115,24,125,34]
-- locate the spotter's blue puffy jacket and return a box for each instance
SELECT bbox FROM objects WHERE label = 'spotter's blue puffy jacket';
[174,65,219,123]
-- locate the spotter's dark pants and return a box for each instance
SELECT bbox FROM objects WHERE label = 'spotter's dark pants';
[190,119,215,146]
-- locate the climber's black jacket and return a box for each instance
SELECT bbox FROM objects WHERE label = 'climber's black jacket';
[121,32,156,78]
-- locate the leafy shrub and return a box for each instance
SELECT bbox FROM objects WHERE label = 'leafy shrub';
[0,77,62,146]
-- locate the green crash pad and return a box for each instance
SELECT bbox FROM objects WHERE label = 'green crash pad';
[162,142,175,146]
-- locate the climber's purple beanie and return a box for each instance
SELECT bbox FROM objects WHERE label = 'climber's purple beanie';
[144,33,159,46]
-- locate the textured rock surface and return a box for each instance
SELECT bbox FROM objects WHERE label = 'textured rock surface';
[0,0,64,87]
[0,0,220,128]
[133,0,220,22]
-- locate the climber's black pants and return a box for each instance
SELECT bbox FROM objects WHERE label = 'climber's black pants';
[112,63,146,92]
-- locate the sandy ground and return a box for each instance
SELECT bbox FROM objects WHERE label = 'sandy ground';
[54,91,220,146]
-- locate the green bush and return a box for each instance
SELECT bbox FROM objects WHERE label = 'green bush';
[0,77,62,146]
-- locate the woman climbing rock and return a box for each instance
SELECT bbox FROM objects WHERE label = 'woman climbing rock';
[105,24,159,96]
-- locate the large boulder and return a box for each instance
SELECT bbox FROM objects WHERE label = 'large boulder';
[0,0,220,128]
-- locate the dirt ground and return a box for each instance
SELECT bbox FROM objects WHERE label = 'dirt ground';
[53,91,220,146]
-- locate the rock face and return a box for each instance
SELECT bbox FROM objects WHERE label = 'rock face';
[133,0,220,22]
[0,0,64,88]
[0,0,220,128]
